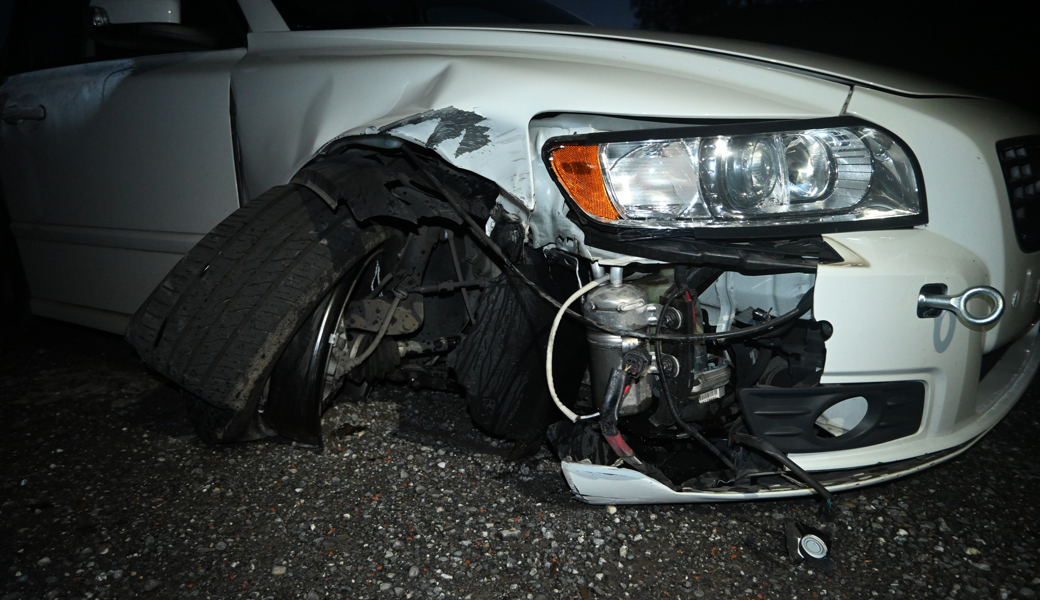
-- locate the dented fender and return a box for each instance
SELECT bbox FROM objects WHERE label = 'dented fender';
[229,27,851,253]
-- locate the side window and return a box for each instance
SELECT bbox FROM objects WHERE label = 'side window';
[2,0,91,75]
[1,0,248,76]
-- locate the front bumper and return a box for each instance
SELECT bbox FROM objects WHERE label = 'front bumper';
[561,319,1040,504]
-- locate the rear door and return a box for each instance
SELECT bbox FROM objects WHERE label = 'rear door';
[0,0,248,333]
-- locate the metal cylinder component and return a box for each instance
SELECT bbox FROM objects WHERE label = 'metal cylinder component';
[583,282,653,331]
[584,283,654,416]
[586,332,650,415]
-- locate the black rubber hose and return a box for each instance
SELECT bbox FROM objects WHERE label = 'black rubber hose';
[599,367,628,437]
[732,432,833,503]
[655,291,738,472]
[401,144,815,344]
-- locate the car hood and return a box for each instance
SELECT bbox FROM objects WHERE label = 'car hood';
[457,25,979,98]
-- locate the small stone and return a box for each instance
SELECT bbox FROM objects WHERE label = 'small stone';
[606,505,617,515]
[500,529,521,540]
[379,583,392,592]
[694,590,705,598]
[37,557,51,567]
[306,592,321,600]
[215,542,226,551]
[142,578,161,592]
[408,566,420,578]
[272,565,287,576]
[437,462,446,469]
[619,545,628,558]
[965,547,981,555]
[1019,588,1036,599]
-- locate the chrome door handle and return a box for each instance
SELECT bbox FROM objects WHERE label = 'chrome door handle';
[918,285,1005,326]
[2,105,46,124]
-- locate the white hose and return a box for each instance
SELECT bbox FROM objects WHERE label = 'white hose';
[546,274,610,422]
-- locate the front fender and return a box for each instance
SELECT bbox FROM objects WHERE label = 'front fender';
[230,27,850,248]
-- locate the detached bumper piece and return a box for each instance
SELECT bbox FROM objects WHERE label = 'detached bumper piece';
[738,381,925,453]
[561,440,972,505]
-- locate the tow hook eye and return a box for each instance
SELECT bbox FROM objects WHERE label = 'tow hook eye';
[917,284,1005,326]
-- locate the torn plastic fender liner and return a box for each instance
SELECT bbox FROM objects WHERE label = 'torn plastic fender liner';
[290,148,497,226]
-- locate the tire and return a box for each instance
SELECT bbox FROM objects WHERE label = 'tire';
[262,247,396,446]
[126,183,388,442]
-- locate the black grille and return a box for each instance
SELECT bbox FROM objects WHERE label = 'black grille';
[997,136,1040,252]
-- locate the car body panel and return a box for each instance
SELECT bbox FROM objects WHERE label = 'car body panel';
[231,27,851,244]
[445,25,979,98]
[0,49,245,332]
[843,89,1040,351]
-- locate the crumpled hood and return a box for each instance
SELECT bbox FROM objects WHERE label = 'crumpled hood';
[459,25,978,98]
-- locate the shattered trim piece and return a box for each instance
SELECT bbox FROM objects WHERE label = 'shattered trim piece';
[561,442,976,505]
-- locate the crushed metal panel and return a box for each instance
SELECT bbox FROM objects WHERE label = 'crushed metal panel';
[380,106,492,157]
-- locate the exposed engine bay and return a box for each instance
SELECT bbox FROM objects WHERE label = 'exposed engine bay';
[540,262,840,503]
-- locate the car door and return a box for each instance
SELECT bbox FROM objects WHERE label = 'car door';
[0,0,248,333]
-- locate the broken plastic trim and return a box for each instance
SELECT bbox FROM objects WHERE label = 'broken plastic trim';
[560,437,974,504]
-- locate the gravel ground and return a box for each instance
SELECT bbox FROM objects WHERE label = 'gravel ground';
[2,317,1040,600]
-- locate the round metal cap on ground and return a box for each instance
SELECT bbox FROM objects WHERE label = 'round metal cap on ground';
[799,534,828,559]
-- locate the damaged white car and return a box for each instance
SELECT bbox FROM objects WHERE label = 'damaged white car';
[3,0,1040,506]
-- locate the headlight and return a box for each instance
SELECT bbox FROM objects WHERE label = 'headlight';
[545,119,924,234]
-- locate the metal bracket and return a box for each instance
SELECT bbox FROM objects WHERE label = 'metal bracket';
[343,294,424,335]
[918,284,1005,326]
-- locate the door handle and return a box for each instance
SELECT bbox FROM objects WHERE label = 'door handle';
[2,105,46,124]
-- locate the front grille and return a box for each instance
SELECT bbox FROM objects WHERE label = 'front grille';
[997,136,1040,252]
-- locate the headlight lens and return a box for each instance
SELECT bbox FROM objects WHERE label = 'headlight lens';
[547,123,922,231]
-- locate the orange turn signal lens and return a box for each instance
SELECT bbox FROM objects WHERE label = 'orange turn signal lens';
[548,144,620,221]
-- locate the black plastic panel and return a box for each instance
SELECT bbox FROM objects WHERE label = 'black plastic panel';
[738,381,925,454]
[997,136,1040,253]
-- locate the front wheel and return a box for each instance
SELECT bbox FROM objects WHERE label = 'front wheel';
[262,245,399,445]
[126,182,389,443]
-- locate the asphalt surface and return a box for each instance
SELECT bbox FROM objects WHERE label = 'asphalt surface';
[2,317,1039,600]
